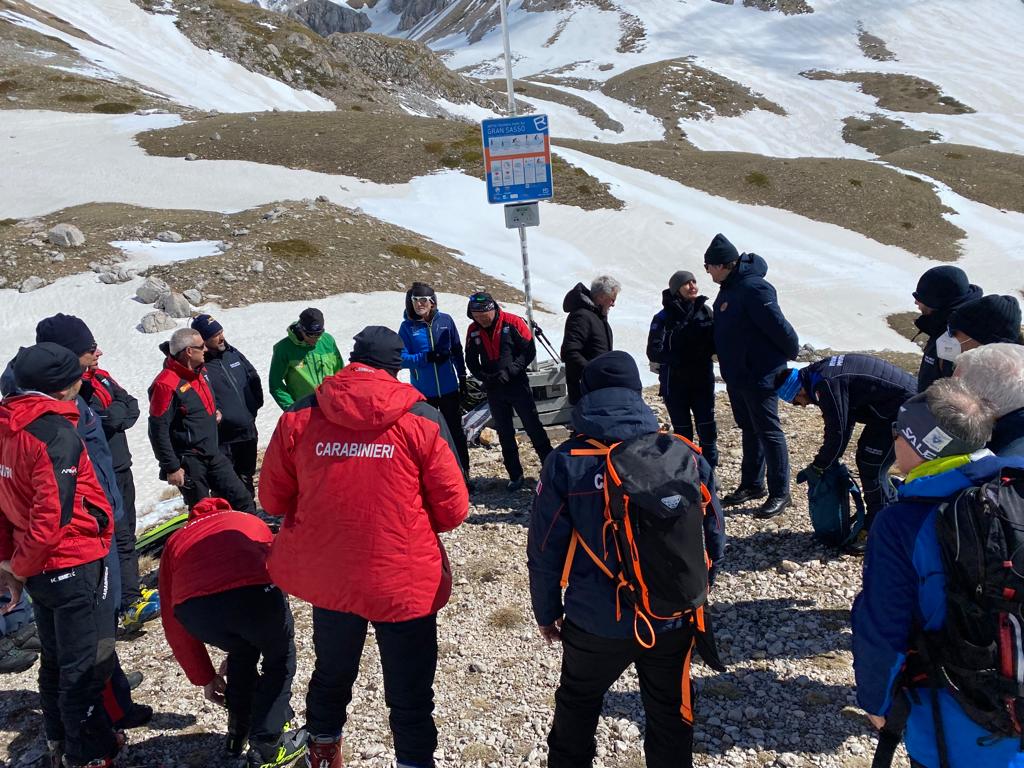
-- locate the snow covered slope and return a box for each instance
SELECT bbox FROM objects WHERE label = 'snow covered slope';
[4,0,335,112]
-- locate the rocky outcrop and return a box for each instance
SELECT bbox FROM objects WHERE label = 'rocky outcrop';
[390,0,450,31]
[290,0,371,36]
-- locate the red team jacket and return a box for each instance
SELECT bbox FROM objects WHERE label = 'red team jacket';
[0,395,112,577]
[260,364,468,622]
[158,497,275,685]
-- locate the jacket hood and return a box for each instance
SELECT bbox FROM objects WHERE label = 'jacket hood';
[404,284,438,322]
[285,323,307,346]
[188,496,234,521]
[0,393,79,433]
[571,387,660,443]
[727,252,768,284]
[317,363,423,431]
[898,451,1024,500]
[563,282,598,314]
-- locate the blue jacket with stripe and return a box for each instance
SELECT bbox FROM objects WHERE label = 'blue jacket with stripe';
[399,308,466,399]
[852,454,1024,768]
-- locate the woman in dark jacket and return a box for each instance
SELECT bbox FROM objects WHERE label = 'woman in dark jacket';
[647,271,718,467]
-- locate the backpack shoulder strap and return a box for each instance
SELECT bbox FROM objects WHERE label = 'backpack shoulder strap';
[570,438,612,457]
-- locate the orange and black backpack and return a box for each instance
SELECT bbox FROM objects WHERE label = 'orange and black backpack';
[562,431,725,669]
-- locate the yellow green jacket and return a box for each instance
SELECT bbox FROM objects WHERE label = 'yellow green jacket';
[268,324,344,409]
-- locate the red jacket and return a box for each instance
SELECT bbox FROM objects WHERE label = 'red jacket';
[158,497,274,685]
[261,364,468,621]
[148,351,219,476]
[0,394,112,577]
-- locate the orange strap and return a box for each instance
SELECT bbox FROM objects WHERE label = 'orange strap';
[561,529,616,590]
[668,431,703,455]
[569,438,613,457]
[634,607,656,649]
[680,637,696,724]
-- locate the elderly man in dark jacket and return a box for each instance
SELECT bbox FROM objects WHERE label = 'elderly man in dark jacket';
[705,234,799,519]
[911,265,982,392]
[191,315,264,499]
[561,276,618,404]
[528,351,724,768]
[776,354,917,548]
[647,270,717,467]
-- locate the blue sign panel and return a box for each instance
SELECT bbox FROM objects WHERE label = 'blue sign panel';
[481,114,553,204]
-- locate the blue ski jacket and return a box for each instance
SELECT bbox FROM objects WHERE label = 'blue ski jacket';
[852,453,1024,768]
[527,384,725,640]
[399,305,466,399]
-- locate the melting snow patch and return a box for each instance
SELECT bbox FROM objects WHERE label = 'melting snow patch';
[111,239,224,268]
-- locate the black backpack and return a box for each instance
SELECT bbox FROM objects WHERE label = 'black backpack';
[564,432,725,669]
[931,469,1024,742]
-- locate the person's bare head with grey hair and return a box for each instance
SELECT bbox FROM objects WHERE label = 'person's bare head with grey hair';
[894,377,997,473]
[954,343,1024,418]
[168,327,206,370]
[590,275,621,314]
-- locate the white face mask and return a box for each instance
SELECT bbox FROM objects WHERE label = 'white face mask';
[935,331,962,363]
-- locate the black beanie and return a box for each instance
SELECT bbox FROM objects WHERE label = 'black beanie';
[703,233,740,266]
[13,342,83,394]
[913,266,971,310]
[190,313,224,341]
[669,270,696,293]
[298,307,325,335]
[949,295,1023,345]
[35,313,95,356]
[467,292,496,319]
[350,326,404,373]
[580,351,643,396]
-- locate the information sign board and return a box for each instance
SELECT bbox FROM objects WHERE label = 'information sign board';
[481,114,553,204]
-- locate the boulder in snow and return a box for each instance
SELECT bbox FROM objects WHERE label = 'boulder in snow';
[47,223,85,247]
[140,311,178,334]
[156,230,183,243]
[136,276,171,304]
[19,276,46,293]
[183,288,203,306]
[156,291,192,318]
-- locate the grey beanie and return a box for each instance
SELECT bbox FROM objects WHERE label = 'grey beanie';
[669,270,696,294]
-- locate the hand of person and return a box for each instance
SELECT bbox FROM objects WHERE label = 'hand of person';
[494,369,510,385]
[459,377,468,398]
[215,409,222,424]
[649,362,660,373]
[426,350,450,364]
[538,618,563,644]
[0,561,24,614]
[203,674,227,707]
[167,468,186,487]
[867,714,886,730]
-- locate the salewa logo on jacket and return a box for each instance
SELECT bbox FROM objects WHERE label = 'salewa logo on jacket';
[315,441,396,459]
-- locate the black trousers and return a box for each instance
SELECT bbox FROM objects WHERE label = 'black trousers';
[663,370,719,468]
[220,438,259,500]
[487,379,553,480]
[426,391,470,478]
[180,452,256,513]
[307,609,438,768]
[26,558,119,765]
[175,585,296,742]
[726,384,790,497]
[549,620,696,768]
[855,419,897,526]
[113,468,142,607]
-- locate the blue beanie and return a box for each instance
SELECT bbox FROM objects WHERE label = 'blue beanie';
[191,313,224,341]
[776,368,802,402]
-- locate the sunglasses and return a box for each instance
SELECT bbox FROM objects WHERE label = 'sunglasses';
[411,297,433,304]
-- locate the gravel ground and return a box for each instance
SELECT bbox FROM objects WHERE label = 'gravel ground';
[0,390,901,768]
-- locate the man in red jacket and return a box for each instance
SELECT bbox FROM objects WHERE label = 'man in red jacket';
[0,343,121,768]
[159,497,304,768]
[261,326,469,768]
[148,327,255,513]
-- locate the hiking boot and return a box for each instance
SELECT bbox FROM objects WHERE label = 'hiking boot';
[115,703,153,730]
[721,485,767,507]
[842,529,869,556]
[754,495,791,520]
[11,623,41,651]
[247,728,309,768]
[506,475,525,493]
[121,592,160,632]
[0,637,37,674]
[227,710,252,757]
[305,735,342,768]
[125,671,144,690]
[61,730,125,768]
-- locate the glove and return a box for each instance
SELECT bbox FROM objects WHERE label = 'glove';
[459,377,468,398]
[649,362,660,373]
[494,369,510,385]
[426,350,450,364]
[796,463,826,485]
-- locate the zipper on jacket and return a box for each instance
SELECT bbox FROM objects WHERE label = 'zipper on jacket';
[428,319,442,396]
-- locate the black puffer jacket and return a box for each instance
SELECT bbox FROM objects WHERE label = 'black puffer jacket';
[561,283,613,403]
[798,353,917,469]
[647,291,714,387]
[914,284,982,392]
